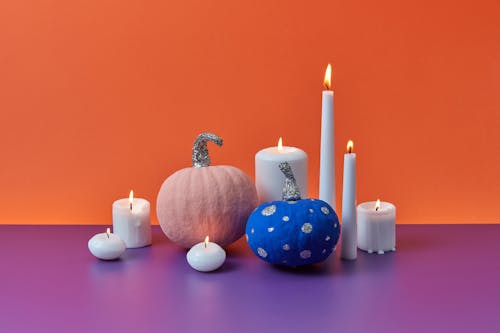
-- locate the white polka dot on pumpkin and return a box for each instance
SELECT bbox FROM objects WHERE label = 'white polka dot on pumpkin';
[321,206,330,215]
[283,244,290,251]
[334,223,338,228]
[267,227,274,232]
[301,223,313,234]
[261,205,276,216]
[300,250,311,259]
[257,247,268,258]
[288,201,298,204]
[282,216,289,222]
[322,249,326,254]
[325,235,330,241]
[309,208,314,213]
[251,228,255,234]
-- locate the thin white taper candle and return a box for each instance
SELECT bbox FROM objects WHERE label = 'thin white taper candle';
[341,140,357,260]
[319,64,335,209]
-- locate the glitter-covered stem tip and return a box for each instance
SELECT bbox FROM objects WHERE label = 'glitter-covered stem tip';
[192,132,223,167]
[279,162,301,201]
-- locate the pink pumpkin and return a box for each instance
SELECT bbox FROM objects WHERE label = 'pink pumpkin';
[157,133,258,248]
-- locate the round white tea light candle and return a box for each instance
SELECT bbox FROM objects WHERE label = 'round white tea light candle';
[255,137,308,203]
[88,228,126,260]
[112,190,152,248]
[357,200,396,254]
[187,236,226,272]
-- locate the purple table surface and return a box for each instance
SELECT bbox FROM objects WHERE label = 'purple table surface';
[1,225,499,333]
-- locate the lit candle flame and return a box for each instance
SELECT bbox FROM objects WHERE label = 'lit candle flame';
[106,227,111,238]
[277,137,283,151]
[129,190,134,211]
[323,64,332,90]
[347,140,354,154]
[204,235,209,248]
[375,199,381,211]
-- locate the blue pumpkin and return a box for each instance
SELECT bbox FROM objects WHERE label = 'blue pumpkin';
[246,162,340,266]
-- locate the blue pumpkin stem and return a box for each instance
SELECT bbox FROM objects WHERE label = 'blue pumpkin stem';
[278,162,301,201]
[192,132,223,168]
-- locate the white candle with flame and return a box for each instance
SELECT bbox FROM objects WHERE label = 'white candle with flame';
[341,140,357,260]
[357,199,396,254]
[255,137,308,202]
[319,64,335,209]
[186,236,226,272]
[88,228,126,260]
[112,190,151,248]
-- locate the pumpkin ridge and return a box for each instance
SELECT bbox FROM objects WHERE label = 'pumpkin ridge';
[222,166,244,242]
[199,167,212,240]
[171,168,191,243]
[238,168,258,238]
[205,166,224,243]
[181,168,196,242]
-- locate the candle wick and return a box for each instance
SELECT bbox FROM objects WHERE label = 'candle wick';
[204,242,207,248]
[107,233,110,239]
[129,202,133,211]
[375,206,379,211]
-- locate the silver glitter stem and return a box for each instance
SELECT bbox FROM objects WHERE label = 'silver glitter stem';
[192,132,223,168]
[279,162,301,201]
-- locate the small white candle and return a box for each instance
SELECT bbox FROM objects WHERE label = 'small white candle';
[112,190,152,248]
[319,64,335,209]
[187,236,226,272]
[341,140,357,260]
[255,137,308,202]
[88,228,126,260]
[357,200,396,254]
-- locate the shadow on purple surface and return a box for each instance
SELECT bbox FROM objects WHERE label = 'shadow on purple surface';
[271,263,332,275]
[89,258,127,276]
[213,259,240,273]
[395,228,441,251]
[152,230,169,245]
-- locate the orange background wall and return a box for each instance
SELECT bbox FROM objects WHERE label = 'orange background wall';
[0,0,499,225]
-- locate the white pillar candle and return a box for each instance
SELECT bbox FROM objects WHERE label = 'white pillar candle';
[255,137,308,202]
[357,200,396,254]
[319,64,335,209]
[187,236,226,272]
[88,228,126,260]
[112,190,152,248]
[340,140,357,260]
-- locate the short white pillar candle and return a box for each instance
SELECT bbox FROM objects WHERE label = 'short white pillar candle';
[112,190,152,248]
[88,228,126,260]
[187,236,226,272]
[357,200,396,254]
[255,137,308,203]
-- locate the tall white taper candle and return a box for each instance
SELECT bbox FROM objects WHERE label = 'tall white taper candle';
[340,140,357,260]
[319,64,335,208]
